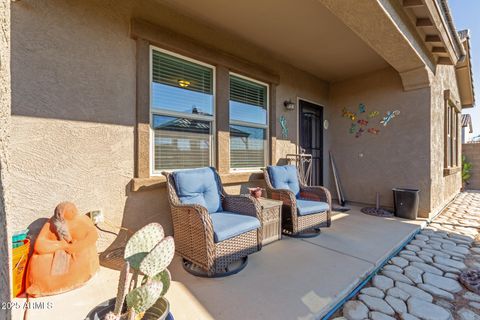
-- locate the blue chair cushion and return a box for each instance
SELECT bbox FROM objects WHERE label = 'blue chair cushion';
[209,211,261,243]
[172,167,223,213]
[267,165,300,197]
[296,199,330,216]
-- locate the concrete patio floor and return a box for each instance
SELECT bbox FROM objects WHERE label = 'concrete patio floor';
[12,206,425,320]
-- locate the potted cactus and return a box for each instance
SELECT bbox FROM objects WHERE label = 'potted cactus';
[102,223,175,320]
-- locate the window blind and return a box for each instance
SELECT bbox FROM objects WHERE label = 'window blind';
[150,49,214,173]
[153,115,211,170]
[230,125,265,169]
[152,50,213,94]
[230,75,266,108]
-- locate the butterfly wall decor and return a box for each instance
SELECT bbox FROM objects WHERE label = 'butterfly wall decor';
[341,103,397,138]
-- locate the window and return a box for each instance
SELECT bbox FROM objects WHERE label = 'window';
[150,48,215,172]
[229,74,268,170]
[445,99,460,170]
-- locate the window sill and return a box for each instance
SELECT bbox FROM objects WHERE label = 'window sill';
[443,166,461,176]
[131,171,264,192]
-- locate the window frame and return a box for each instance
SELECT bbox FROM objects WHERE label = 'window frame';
[149,45,216,176]
[228,72,270,172]
[444,96,460,174]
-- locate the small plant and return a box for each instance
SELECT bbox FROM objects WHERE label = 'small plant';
[105,223,175,320]
[463,155,472,186]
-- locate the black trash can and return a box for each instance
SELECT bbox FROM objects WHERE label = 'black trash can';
[392,188,420,220]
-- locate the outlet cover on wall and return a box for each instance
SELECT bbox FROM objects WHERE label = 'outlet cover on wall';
[89,210,104,224]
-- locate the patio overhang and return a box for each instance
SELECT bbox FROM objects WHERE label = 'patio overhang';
[153,0,391,83]
[154,0,463,92]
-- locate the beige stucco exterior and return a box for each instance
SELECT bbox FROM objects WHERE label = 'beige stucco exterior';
[328,67,432,216]
[1,0,472,304]
[430,65,462,215]
[1,0,12,317]
[8,0,331,252]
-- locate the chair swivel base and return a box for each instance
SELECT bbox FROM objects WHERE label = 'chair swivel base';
[283,227,321,238]
[182,257,248,278]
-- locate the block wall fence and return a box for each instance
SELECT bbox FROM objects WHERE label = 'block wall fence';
[463,143,480,190]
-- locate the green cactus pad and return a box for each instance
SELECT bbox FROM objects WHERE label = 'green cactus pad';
[150,269,171,297]
[125,281,163,314]
[139,236,175,277]
[124,223,165,269]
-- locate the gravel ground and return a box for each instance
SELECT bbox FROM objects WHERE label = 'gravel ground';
[334,191,480,320]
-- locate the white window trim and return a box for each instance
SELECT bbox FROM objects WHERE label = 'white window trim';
[228,72,269,172]
[149,45,216,176]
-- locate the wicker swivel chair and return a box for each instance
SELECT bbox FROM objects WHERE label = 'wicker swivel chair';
[264,165,332,237]
[163,167,262,277]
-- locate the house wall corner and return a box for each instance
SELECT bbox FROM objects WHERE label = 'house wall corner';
[0,0,13,316]
[429,64,463,216]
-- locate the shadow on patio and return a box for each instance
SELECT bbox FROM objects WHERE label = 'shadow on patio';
[12,206,425,320]
[167,206,425,320]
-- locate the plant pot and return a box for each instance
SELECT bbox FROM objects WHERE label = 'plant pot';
[143,297,171,320]
[85,297,173,320]
[248,187,263,198]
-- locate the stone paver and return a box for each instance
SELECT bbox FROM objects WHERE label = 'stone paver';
[358,294,395,315]
[369,311,395,320]
[385,295,407,314]
[404,265,423,284]
[338,191,480,320]
[360,287,385,298]
[458,307,480,320]
[407,297,452,320]
[372,275,394,291]
[342,300,368,320]
[381,270,414,285]
[395,282,433,302]
[423,272,463,293]
[417,283,455,301]
[387,287,410,301]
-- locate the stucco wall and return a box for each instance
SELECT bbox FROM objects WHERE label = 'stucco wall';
[1,0,12,317]
[9,0,329,252]
[328,67,432,217]
[10,0,137,250]
[429,65,462,214]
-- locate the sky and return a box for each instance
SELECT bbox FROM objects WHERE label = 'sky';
[449,0,480,137]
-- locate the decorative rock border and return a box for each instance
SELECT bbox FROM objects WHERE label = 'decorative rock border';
[333,191,480,320]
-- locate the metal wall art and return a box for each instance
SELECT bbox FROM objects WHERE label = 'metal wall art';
[380,110,400,126]
[342,103,399,138]
[280,115,288,139]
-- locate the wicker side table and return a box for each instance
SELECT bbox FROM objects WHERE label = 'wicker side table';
[256,198,282,245]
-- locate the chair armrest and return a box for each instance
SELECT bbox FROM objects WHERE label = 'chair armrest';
[300,186,332,208]
[223,195,262,219]
[268,188,296,207]
[169,202,214,238]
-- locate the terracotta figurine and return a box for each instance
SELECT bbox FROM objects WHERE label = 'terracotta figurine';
[26,202,99,297]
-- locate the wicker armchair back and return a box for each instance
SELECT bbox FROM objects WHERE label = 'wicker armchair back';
[263,166,332,236]
[162,168,262,276]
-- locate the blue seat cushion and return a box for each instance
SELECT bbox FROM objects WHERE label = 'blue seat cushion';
[296,199,330,216]
[172,167,223,213]
[267,165,300,197]
[209,211,261,243]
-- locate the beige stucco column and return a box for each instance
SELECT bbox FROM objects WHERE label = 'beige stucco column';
[215,65,230,173]
[0,0,12,317]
